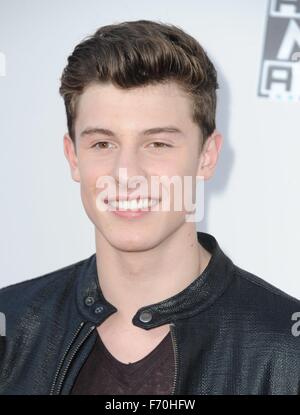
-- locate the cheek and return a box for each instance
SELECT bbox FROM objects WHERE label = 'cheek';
[79,172,96,193]
[78,157,105,185]
[158,164,197,182]
[78,169,100,211]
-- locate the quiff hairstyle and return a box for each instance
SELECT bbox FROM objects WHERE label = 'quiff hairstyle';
[59,19,219,150]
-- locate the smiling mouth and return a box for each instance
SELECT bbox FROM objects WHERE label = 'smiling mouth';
[105,197,160,211]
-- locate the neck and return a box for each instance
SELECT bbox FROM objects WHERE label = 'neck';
[94,224,211,324]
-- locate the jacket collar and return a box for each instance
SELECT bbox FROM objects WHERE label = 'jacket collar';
[76,232,236,329]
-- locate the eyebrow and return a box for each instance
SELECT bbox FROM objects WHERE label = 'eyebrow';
[79,126,184,139]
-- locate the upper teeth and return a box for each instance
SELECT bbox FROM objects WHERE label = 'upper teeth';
[108,198,158,210]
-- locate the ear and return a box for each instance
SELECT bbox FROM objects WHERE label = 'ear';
[63,133,80,182]
[196,130,223,180]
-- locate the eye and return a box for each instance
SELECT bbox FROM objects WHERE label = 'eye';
[91,141,114,150]
[148,142,172,149]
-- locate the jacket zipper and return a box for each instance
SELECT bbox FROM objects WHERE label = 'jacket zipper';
[170,323,179,395]
[53,323,96,395]
[50,321,87,395]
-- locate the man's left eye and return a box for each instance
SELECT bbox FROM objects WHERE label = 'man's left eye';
[148,142,172,148]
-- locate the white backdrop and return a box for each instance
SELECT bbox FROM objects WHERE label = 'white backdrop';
[0,0,299,299]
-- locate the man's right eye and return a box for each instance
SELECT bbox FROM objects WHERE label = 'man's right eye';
[91,142,113,149]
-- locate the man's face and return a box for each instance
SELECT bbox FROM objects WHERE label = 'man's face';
[64,80,221,252]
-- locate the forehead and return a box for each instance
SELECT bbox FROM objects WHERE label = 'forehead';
[75,81,194,128]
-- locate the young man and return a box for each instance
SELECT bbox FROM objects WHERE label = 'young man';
[1,19,300,396]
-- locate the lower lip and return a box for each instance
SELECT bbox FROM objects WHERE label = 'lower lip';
[107,201,159,219]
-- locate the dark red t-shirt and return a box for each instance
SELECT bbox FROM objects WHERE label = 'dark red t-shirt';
[70,330,175,395]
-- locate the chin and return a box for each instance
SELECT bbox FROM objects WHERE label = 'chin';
[93,208,188,252]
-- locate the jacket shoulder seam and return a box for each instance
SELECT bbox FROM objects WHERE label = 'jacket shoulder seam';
[0,256,90,294]
[234,265,300,305]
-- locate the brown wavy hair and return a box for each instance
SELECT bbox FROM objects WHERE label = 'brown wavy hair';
[59,19,219,149]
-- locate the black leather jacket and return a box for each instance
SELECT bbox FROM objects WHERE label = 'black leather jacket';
[1,232,300,395]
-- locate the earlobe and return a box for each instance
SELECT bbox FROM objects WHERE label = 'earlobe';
[63,133,80,182]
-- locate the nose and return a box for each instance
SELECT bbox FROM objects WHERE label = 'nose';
[112,145,147,194]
